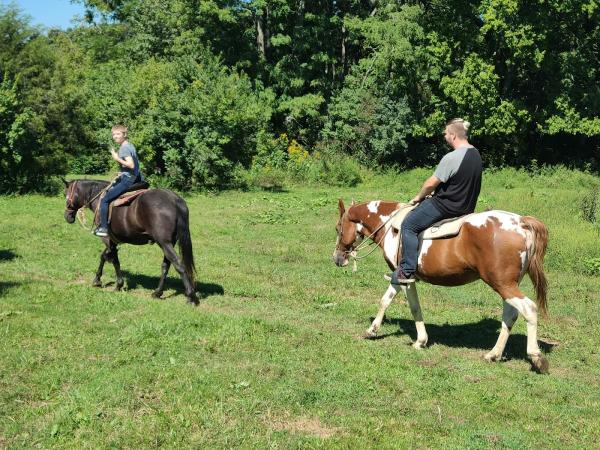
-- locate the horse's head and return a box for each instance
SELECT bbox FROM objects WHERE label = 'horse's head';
[333,199,363,267]
[63,179,81,224]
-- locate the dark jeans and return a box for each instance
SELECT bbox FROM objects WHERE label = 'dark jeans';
[99,174,136,228]
[399,198,450,276]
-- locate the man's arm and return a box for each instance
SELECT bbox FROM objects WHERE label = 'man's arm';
[409,175,441,205]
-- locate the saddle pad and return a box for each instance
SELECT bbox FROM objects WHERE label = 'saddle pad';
[112,189,148,207]
[390,204,477,239]
[107,189,148,224]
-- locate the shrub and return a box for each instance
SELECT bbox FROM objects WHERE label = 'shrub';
[580,186,599,224]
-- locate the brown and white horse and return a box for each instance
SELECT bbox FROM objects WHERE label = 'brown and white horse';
[333,199,550,373]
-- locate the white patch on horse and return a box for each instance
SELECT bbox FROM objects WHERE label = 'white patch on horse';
[356,223,364,233]
[367,201,380,214]
[379,214,398,263]
[467,211,526,235]
[418,240,433,268]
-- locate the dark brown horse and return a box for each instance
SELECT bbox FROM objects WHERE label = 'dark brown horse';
[64,179,197,304]
[334,200,550,373]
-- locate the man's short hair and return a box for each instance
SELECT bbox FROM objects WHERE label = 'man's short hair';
[446,118,470,139]
[111,124,128,136]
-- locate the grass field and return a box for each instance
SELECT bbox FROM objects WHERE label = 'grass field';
[1,167,599,448]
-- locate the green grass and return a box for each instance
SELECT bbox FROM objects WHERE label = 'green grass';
[1,167,599,448]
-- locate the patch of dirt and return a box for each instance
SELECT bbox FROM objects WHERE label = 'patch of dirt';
[264,411,340,438]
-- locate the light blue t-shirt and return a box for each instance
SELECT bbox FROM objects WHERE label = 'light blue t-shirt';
[117,142,140,178]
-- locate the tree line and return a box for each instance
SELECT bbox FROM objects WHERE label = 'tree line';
[1,0,599,193]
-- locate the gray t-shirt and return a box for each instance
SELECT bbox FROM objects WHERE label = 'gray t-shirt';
[118,142,140,178]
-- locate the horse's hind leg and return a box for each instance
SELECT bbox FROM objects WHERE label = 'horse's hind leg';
[161,243,196,304]
[152,257,171,299]
[365,284,400,338]
[505,295,548,373]
[491,286,549,373]
[485,302,519,362]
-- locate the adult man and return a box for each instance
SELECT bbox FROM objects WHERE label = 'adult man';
[94,125,143,237]
[389,118,482,284]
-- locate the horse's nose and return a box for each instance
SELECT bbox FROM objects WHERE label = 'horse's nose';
[64,211,75,223]
[332,250,348,267]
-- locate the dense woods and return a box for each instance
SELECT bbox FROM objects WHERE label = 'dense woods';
[1,0,599,193]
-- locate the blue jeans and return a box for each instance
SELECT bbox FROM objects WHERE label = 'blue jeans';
[99,174,136,229]
[399,198,450,276]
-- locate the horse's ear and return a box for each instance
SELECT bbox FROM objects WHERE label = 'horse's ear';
[61,177,69,187]
[351,198,356,206]
[338,198,345,216]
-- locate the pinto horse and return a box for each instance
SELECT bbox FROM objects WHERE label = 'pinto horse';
[333,199,550,373]
[63,179,197,304]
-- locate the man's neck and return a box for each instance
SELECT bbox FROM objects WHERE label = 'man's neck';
[452,139,470,150]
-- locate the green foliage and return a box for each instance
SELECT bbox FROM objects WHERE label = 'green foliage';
[3,0,600,193]
[580,186,599,229]
[583,257,600,276]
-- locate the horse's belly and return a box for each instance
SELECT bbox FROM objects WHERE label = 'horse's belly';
[417,271,479,286]
[417,238,479,286]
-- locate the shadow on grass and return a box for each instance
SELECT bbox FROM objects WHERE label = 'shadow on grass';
[0,281,21,297]
[121,271,224,299]
[0,249,18,262]
[371,316,555,360]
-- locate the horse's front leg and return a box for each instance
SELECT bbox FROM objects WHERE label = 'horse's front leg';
[93,245,109,287]
[365,284,400,338]
[404,284,428,349]
[109,243,125,291]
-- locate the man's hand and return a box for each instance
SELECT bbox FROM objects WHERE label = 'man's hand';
[110,148,119,161]
[409,196,421,205]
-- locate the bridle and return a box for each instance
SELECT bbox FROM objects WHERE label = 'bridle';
[336,207,403,272]
[65,181,110,231]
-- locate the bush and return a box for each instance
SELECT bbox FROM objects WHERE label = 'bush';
[582,257,600,276]
[580,186,599,224]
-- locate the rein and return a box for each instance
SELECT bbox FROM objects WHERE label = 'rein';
[344,204,412,272]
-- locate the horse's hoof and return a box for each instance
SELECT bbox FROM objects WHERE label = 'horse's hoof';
[530,355,549,374]
[92,279,102,287]
[484,351,501,362]
[186,296,199,306]
[152,291,163,299]
[363,330,377,339]
[412,341,427,349]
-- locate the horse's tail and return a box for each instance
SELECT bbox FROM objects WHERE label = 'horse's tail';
[522,216,549,317]
[176,198,196,286]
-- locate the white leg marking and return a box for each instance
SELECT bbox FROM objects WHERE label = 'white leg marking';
[505,296,541,357]
[366,284,399,337]
[403,284,428,348]
[485,302,519,362]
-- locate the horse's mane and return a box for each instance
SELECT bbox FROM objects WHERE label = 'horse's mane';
[75,179,110,204]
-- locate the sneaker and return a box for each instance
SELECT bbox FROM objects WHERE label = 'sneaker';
[384,269,415,284]
[94,227,108,237]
